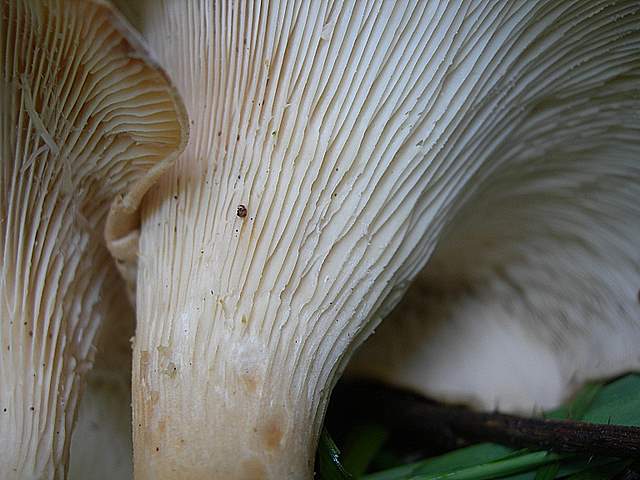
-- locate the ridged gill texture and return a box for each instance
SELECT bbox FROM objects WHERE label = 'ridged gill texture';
[349,2,640,413]
[0,1,186,478]
[115,1,639,478]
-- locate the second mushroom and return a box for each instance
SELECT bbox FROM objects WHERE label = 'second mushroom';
[107,1,640,479]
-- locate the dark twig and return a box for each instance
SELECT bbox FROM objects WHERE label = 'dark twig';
[613,462,640,480]
[329,382,640,459]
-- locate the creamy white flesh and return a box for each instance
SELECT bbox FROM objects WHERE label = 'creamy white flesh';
[0,1,185,478]
[349,3,640,412]
[114,1,640,478]
[350,147,640,411]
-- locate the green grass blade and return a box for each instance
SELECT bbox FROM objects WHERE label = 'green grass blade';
[325,374,640,480]
[363,444,515,480]
[546,383,603,421]
[342,424,388,477]
[408,451,562,480]
[534,462,559,480]
[491,456,621,480]
[580,374,640,426]
[565,460,630,479]
[318,429,353,480]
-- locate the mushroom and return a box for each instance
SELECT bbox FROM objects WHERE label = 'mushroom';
[110,0,639,478]
[347,3,640,413]
[0,1,186,478]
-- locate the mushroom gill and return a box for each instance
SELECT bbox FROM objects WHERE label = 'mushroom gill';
[349,2,640,414]
[111,1,639,478]
[0,1,186,478]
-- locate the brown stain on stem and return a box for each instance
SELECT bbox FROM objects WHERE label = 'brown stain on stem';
[139,350,150,378]
[240,373,258,394]
[261,416,284,451]
[241,458,266,480]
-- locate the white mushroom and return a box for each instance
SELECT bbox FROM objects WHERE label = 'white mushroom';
[110,0,639,478]
[0,1,186,478]
[348,3,640,413]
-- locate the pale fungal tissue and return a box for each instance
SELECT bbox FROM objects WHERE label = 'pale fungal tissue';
[2,1,640,479]
[1,1,186,478]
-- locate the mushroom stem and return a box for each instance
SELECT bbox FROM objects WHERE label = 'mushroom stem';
[132,337,319,478]
[133,171,364,478]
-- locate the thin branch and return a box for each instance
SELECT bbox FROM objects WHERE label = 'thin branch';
[330,382,640,459]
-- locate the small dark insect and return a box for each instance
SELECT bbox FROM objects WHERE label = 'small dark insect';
[237,204,248,218]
